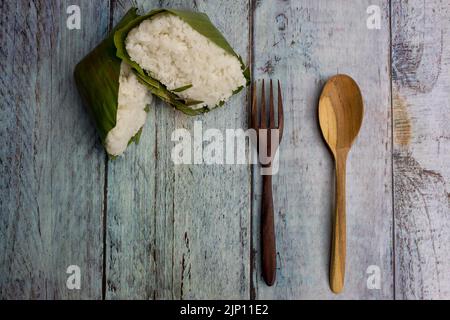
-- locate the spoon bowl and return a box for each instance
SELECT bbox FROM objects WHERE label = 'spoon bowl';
[319,75,363,154]
[318,74,364,293]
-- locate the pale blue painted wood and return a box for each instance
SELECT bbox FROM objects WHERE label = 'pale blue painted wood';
[1,0,449,300]
[0,0,108,299]
[251,0,394,299]
[105,0,251,299]
[392,0,450,299]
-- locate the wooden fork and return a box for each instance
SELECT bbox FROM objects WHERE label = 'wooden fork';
[251,80,284,286]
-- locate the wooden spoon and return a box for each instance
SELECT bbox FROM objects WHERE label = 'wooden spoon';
[318,74,364,294]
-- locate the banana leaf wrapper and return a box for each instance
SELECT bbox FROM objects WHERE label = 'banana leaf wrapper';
[74,9,144,157]
[114,8,251,116]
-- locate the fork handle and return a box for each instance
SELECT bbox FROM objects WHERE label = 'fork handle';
[261,173,276,286]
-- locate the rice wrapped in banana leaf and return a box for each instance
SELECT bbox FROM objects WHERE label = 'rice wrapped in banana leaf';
[114,8,250,115]
[75,8,249,157]
[74,9,153,157]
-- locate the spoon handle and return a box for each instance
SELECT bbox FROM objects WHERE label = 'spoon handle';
[262,173,276,286]
[330,150,347,293]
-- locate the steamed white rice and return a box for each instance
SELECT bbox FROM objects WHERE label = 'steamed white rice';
[105,62,153,156]
[125,13,247,109]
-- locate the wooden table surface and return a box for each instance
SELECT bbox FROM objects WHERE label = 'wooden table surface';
[1,0,449,300]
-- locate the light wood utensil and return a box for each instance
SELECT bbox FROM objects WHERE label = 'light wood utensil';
[318,74,364,294]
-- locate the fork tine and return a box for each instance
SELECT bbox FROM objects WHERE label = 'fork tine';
[251,82,257,130]
[261,80,266,129]
[269,79,275,128]
[277,80,284,140]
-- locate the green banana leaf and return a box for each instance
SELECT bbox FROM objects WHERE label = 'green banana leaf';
[74,8,145,157]
[114,8,251,115]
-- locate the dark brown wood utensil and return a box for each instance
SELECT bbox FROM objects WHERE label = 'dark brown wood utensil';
[252,80,284,286]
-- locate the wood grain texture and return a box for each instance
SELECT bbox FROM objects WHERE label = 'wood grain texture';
[392,0,450,300]
[1,0,449,300]
[319,75,364,293]
[105,0,251,299]
[251,0,393,299]
[0,0,108,299]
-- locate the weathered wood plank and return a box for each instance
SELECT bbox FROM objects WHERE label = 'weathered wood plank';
[251,0,393,299]
[105,0,251,299]
[392,0,450,300]
[2,0,447,301]
[0,0,108,298]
